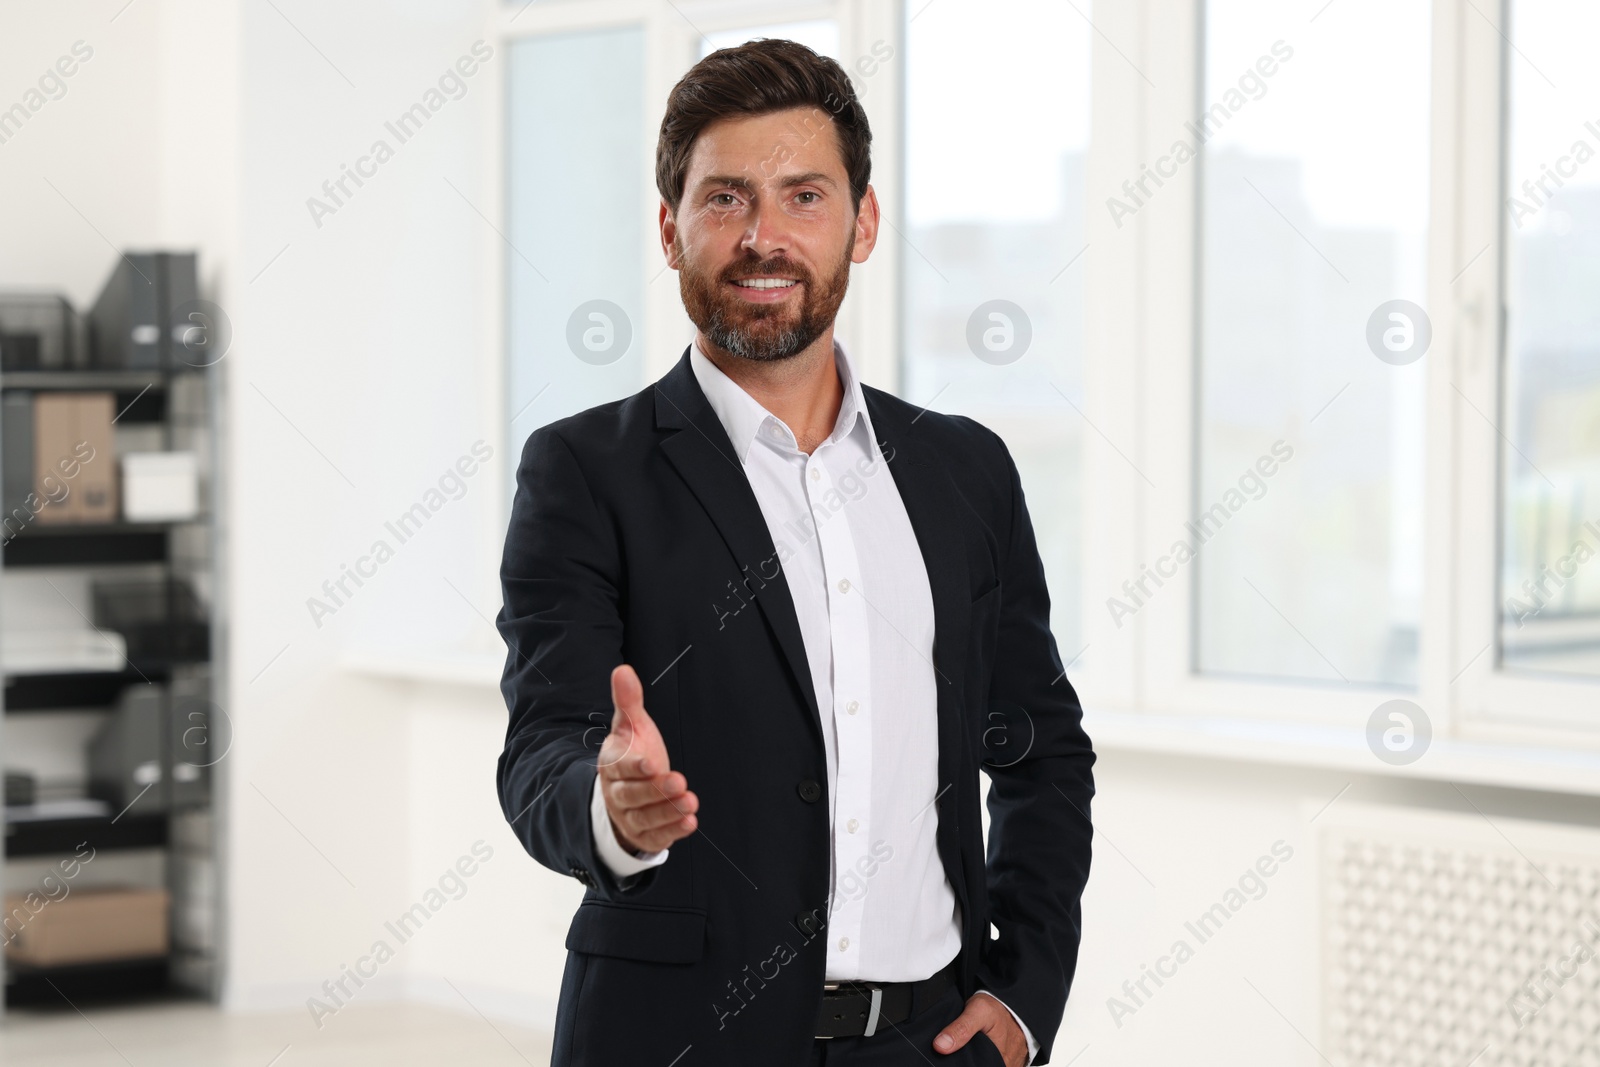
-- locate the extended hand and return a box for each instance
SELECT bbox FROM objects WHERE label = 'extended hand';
[934,992,1027,1066]
[598,664,699,854]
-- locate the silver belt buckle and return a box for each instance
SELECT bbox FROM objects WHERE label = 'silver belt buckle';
[863,987,884,1037]
[818,983,884,1039]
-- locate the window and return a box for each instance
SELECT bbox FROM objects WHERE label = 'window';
[1195,0,1431,688]
[902,0,1091,656]
[493,0,1600,739]
[1499,0,1600,681]
[504,25,646,472]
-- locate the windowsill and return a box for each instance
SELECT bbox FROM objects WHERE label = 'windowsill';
[1084,709,1600,799]
[342,647,504,688]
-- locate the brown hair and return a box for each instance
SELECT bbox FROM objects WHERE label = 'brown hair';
[655,38,872,216]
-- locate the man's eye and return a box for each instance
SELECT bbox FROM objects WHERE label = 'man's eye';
[796,191,819,204]
[712,194,739,206]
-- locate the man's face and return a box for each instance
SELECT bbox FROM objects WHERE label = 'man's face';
[661,107,879,363]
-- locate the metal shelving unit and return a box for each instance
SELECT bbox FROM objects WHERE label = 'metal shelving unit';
[0,257,224,1008]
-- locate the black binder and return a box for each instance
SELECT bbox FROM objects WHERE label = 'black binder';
[88,252,200,370]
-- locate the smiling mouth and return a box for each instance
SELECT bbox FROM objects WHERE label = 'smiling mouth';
[730,277,800,290]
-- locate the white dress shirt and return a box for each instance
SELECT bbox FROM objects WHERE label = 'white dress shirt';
[589,337,1037,1061]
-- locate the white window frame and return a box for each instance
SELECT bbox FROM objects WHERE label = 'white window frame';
[1448,0,1600,735]
[1088,0,1443,724]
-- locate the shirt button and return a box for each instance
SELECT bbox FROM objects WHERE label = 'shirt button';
[846,818,859,833]
[838,937,850,951]
[810,467,821,481]
[837,578,851,593]
[846,700,859,715]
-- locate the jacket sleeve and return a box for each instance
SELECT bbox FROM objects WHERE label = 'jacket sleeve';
[972,429,1096,1064]
[495,426,660,899]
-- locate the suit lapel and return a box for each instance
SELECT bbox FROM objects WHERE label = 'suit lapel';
[654,349,824,744]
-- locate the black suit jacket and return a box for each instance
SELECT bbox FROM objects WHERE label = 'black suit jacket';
[496,349,1095,1065]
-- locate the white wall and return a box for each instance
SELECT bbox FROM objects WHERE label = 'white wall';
[1067,748,1600,1065]
[0,0,577,1038]
[0,4,161,296]
[222,0,570,1029]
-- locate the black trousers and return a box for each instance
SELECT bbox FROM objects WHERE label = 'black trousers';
[807,983,1007,1066]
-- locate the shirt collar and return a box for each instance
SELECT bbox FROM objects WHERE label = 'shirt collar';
[688,336,873,464]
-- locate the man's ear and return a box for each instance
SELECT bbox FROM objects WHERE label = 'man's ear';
[851,184,881,265]
[660,200,681,268]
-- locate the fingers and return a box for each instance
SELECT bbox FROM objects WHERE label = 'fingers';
[614,792,698,836]
[606,771,689,809]
[606,773,697,848]
[611,794,699,852]
[936,996,1023,1065]
[618,817,697,855]
[932,1000,985,1055]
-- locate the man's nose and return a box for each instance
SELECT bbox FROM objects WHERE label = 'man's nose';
[739,198,792,259]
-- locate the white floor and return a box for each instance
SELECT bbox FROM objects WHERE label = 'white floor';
[0,1000,554,1066]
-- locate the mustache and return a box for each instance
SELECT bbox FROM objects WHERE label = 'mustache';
[721,257,811,286]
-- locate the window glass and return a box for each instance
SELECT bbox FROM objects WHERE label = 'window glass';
[505,27,646,470]
[903,0,1091,657]
[1196,0,1430,687]
[1500,0,1600,680]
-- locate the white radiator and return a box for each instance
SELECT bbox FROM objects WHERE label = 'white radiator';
[1318,803,1600,1066]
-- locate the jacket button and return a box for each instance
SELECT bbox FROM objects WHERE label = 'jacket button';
[797,779,822,803]
[795,911,825,937]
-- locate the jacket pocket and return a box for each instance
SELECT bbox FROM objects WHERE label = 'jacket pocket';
[565,900,708,964]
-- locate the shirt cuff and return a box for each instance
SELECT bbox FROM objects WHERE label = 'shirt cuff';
[589,773,671,877]
[975,990,1039,1065]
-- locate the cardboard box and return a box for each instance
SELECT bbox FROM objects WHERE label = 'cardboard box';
[3,391,34,525]
[33,392,116,524]
[3,887,169,967]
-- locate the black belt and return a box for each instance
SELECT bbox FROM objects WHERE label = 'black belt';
[814,958,959,1039]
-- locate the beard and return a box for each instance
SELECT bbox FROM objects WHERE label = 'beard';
[677,232,854,363]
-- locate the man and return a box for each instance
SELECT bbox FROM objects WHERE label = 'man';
[497,38,1094,1067]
